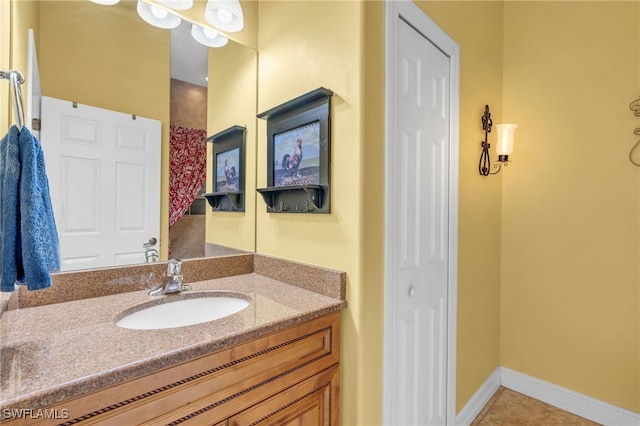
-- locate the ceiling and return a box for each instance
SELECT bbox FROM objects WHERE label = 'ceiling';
[170,19,208,88]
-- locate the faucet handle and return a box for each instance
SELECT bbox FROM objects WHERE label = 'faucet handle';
[167,259,182,276]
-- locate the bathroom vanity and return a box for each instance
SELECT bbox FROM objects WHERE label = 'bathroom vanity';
[0,254,346,425]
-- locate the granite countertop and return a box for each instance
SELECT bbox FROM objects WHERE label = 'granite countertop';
[0,272,347,411]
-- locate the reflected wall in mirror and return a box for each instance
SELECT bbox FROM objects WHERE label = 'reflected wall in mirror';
[11,0,257,271]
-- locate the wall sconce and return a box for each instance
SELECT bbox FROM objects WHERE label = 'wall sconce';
[479,105,518,176]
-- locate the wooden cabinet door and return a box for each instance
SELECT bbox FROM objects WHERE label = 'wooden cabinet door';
[228,366,339,426]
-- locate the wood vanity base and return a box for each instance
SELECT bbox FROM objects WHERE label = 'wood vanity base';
[6,313,340,426]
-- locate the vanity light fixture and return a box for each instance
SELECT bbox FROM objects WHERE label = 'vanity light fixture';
[154,0,193,10]
[88,0,120,5]
[137,0,181,30]
[191,23,229,48]
[479,104,518,176]
[204,0,244,33]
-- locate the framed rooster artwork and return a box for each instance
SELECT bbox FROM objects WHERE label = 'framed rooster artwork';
[203,125,246,212]
[215,147,241,193]
[257,87,333,213]
[273,121,320,188]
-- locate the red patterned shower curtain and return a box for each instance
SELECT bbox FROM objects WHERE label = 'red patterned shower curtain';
[169,125,208,227]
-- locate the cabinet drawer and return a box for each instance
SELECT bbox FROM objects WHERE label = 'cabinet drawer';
[228,366,339,426]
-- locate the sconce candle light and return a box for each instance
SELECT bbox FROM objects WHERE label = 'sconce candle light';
[479,105,518,176]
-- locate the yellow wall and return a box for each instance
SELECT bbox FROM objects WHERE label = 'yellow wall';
[36,1,171,259]
[206,41,257,251]
[361,0,385,424]
[416,1,640,413]
[415,1,505,412]
[1,0,11,133]
[501,1,640,412]
[8,0,39,131]
[256,1,380,424]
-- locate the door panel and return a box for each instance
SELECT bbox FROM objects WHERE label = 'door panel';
[41,96,161,271]
[389,18,451,425]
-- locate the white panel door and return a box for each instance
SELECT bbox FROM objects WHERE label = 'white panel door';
[388,18,451,425]
[27,28,41,139]
[40,96,161,271]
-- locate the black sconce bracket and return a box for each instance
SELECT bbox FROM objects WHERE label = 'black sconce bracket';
[630,97,640,167]
[479,104,508,176]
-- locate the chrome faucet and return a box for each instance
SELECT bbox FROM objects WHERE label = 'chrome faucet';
[148,259,191,296]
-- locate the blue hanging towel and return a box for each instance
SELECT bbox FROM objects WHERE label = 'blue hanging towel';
[0,126,21,292]
[0,125,60,292]
[17,126,60,290]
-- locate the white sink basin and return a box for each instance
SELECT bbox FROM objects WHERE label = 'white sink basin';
[116,293,250,330]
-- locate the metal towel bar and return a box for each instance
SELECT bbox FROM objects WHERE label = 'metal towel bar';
[1,69,26,129]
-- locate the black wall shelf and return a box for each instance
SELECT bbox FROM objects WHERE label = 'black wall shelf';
[205,125,246,212]
[203,191,243,211]
[257,87,334,121]
[257,87,333,214]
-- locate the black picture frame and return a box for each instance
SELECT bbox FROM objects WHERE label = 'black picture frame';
[257,87,333,213]
[203,125,246,212]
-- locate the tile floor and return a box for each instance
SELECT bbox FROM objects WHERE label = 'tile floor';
[471,386,601,425]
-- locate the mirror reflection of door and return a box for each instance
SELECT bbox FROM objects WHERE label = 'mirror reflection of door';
[168,20,208,260]
[41,96,161,271]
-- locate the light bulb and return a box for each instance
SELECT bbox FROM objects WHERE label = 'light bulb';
[217,9,233,24]
[204,0,244,32]
[137,0,181,29]
[191,23,228,47]
[151,5,168,19]
[203,28,218,39]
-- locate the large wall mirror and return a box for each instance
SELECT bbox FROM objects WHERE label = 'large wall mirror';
[11,0,257,272]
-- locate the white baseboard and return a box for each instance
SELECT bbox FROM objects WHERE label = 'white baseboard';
[455,368,501,426]
[501,367,640,426]
[454,367,640,426]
